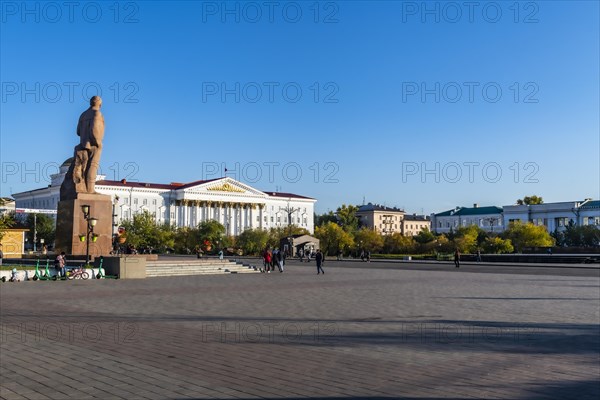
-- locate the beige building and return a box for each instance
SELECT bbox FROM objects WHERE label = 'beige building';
[401,214,431,236]
[356,203,430,236]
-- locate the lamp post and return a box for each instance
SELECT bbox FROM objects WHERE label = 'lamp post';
[81,204,98,266]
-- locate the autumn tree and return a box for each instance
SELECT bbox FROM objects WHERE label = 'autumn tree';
[516,195,544,205]
[502,221,554,252]
[314,222,354,256]
[482,237,514,254]
[383,233,416,254]
[354,228,384,253]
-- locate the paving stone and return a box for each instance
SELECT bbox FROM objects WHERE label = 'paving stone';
[1,261,599,399]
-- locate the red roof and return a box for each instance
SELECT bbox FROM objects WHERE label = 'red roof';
[95,179,314,199]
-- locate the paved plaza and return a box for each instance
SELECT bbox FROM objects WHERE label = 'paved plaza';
[1,260,599,399]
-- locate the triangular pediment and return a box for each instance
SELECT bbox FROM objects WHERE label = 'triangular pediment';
[178,178,267,198]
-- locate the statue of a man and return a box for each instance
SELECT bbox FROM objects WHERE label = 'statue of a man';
[60,96,105,200]
[73,96,104,194]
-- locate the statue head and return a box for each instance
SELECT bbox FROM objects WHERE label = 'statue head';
[90,96,102,108]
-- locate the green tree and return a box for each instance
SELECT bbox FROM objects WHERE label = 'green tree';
[502,221,554,252]
[236,228,270,255]
[383,233,416,254]
[482,237,514,254]
[314,222,354,256]
[414,228,436,244]
[121,211,175,252]
[197,220,226,243]
[0,211,16,241]
[516,195,544,205]
[25,213,55,247]
[562,222,600,247]
[354,228,384,253]
[336,204,359,233]
[315,211,337,227]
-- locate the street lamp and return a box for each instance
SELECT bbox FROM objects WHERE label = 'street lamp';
[81,205,99,265]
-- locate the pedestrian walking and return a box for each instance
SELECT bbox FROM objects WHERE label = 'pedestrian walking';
[360,250,365,262]
[454,248,460,268]
[315,249,325,274]
[366,250,371,262]
[0,244,3,266]
[476,249,481,262]
[299,248,304,262]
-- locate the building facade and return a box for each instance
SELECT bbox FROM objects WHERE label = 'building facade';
[356,203,430,236]
[431,204,504,234]
[12,159,317,236]
[503,199,600,232]
[402,214,431,236]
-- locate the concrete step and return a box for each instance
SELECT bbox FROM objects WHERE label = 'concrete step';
[145,261,259,277]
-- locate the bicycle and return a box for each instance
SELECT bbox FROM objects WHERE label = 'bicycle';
[67,265,90,280]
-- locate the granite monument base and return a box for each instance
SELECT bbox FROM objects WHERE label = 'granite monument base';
[55,193,113,257]
[96,256,147,279]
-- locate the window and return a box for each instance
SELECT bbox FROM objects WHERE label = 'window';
[264,216,267,222]
[556,217,570,227]
[256,216,260,222]
[152,199,157,205]
[303,218,307,224]
[170,212,174,219]
[133,198,138,205]
[143,199,147,205]
[270,216,274,222]
[277,217,281,222]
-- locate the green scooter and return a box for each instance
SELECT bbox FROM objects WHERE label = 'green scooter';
[95,257,119,279]
[32,258,53,281]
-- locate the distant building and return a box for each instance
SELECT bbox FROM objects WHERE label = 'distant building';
[402,214,431,236]
[0,197,15,216]
[12,159,317,236]
[356,203,430,236]
[431,204,504,234]
[356,203,405,235]
[503,199,600,232]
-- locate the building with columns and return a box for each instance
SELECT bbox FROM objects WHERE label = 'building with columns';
[12,159,316,236]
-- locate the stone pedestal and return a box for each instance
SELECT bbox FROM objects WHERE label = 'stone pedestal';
[55,193,113,257]
[96,256,146,279]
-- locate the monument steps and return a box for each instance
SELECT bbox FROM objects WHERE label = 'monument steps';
[146,260,259,277]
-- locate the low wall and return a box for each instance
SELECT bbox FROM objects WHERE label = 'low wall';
[95,256,146,279]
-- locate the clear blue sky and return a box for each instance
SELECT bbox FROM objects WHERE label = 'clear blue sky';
[1,1,598,214]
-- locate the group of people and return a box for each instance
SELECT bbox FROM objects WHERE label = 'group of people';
[359,250,371,262]
[297,248,316,262]
[262,248,326,275]
[262,248,286,273]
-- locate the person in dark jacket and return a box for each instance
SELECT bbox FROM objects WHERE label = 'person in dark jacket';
[315,249,325,274]
[454,249,460,268]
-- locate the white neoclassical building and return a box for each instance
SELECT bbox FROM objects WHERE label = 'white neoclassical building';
[503,199,600,232]
[12,159,317,235]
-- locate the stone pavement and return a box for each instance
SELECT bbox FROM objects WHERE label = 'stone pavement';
[1,261,599,399]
